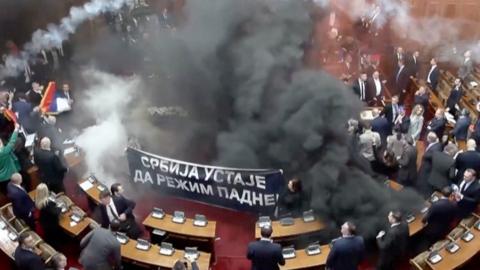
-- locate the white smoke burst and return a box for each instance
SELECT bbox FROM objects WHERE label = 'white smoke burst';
[0,0,133,79]
[75,68,139,184]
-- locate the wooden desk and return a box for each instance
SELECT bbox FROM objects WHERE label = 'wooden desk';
[0,224,18,260]
[63,150,84,168]
[408,215,426,237]
[143,215,216,241]
[255,218,326,240]
[78,179,101,204]
[280,245,330,270]
[121,239,211,270]
[386,180,403,191]
[427,229,480,270]
[28,191,90,237]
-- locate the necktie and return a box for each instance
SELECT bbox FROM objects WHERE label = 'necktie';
[109,205,119,220]
[461,181,467,193]
[396,67,403,82]
[360,81,365,100]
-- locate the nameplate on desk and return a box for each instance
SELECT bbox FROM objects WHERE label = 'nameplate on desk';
[406,214,416,223]
[159,242,174,256]
[184,247,199,260]
[462,231,474,242]
[193,214,207,227]
[96,185,106,192]
[115,233,129,245]
[79,181,94,191]
[282,247,296,259]
[151,208,165,219]
[70,214,83,223]
[257,216,271,228]
[428,252,442,264]
[7,232,17,241]
[172,211,186,224]
[280,217,294,226]
[63,147,76,155]
[0,221,6,230]
[446,242,460,253]
[474,220,480,231]
[305,244,321,256]
[429,195,439,203]
[421,207,429,214]
[302,210,316,223]
[136,239,151,251]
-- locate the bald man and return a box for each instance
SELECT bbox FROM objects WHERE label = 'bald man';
[34,137,67,193]
[7,173,35,228]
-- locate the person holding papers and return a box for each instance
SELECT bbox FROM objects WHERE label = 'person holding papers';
[376,211,409,270]
[454,169,480,218]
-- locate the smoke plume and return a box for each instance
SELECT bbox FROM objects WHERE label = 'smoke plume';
[75,69,140,184]
[0,0,132,78]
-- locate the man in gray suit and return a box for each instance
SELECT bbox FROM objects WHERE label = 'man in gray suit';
[79,220,121,270]
[427,143,458,194]
[397,136,417,187]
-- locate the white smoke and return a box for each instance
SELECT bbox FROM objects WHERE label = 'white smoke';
[75,68,140,184]
[0,0,133,79]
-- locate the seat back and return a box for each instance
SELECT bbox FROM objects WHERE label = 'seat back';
[448,226,466,241]
[410,250,430,270]
[38,242,57,265]
[0,203,15,222]
[460,215,478,229]
[431,239,449,251]
[11,218,29,234]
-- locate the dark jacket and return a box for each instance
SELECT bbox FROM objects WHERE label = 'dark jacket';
[413,93,429,111]
[278,188,306,217]
[427,66,440,91]
[39,200,62,246]
[14,246,46,270]
[97,195,140,239]
[393,66,409,95]
[371,116,391,143]
[33,148,67,193]
[352,79,367,101]
[12,100,38,133]
[446,87,463,113]
[422,198,457,242]
[451,116,471,141]
[427,117,447,139]
[457,180,480,218]
[366,77,384,101]
[326,236,365,270]
[247,239,285,270]
[377,222,409,270]
[427,152,455,191]
[397,143,417,186]
[455,151,480,183]
[7,182,35,224]
[418,142,443,194]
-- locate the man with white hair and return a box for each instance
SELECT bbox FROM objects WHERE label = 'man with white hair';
[458,50,473,82]
[7,173,35,228]
[34,137,67,193]
[455,139,480,183]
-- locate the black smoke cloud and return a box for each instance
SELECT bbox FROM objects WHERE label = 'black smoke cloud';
[62,0,424,237]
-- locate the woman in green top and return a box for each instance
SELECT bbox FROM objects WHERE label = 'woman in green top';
[0,123,21,184]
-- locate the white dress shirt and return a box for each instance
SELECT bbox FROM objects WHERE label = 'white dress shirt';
[427,65,437,83]
[374,78,382,96]
[107,200,119,222]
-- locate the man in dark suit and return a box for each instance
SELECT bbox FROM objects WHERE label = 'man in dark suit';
[446,78,463,116]
[427,143,457,193]
[381,95,400,132]
[247,226,285,270]
[96,189,141,239]
[397,136,417,186]
[376,211,409,270]
[14,232,45,270]
[34,137,67,193]
[426,58,439,92]
[392,60,409,102]
[110,183,141,239]
[366,71,386,106]
[454,169,480,218]
[451,109,471,142]
[393,47,405,68]
[426,109,447,139]
[417,132,443,196]
[455,139,480,183]
[352,73,368,102]
[407,51,420,78]
[371,108,391,145]
[422,186,458,247]
[7,173,35,229]
[326,221,365,270]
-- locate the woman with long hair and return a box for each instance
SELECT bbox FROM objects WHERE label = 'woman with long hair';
[408,104,425,142]
[35,183,63,248]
